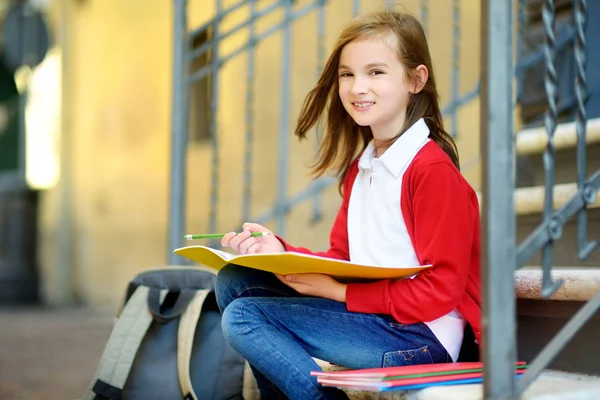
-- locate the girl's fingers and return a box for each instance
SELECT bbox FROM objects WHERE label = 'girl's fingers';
[220,231,237,247]
[239,238,260,255]
[221,222,274,254]
[274,274,289,287]
[274,274,293,288]
[229,230,253,253]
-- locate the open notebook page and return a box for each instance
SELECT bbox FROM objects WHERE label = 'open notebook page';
[211,248,236,261]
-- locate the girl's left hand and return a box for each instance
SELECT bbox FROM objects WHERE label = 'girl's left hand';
[275,273,347,303]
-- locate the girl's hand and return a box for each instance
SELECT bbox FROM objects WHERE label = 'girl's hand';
[221,222,285,255]
[275,273,347,303]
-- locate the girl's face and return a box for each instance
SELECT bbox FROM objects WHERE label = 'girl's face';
[338,36,413,140]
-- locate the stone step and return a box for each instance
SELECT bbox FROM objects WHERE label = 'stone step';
[515,266,600,301]
[516,118,600,156]
[515,266,600,377]
[514,183,600,214]
[476,182,600,216]
[514,118,600,188]
[517,208,600,268]
[416,370,600,400]
[476,182,600,267]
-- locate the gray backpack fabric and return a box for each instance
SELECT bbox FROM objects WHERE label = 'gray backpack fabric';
[82,266,253,400]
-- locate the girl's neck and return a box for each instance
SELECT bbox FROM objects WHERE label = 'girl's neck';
[373,142,390,158]
[371,114,407,158]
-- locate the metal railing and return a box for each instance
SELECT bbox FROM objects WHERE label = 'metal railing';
[482,0,599,398]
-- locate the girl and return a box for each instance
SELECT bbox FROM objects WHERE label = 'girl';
[216,9,481,400]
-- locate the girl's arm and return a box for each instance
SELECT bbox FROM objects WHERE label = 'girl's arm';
[345,161,478,322]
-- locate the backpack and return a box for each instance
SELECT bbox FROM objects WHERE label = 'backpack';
[82,266,259,400]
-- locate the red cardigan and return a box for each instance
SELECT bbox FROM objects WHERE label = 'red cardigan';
[279,141,483,345]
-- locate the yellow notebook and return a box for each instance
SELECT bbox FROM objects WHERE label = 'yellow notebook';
[173,245,431,280]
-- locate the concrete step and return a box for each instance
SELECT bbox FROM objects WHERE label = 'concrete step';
[515,118,600,188]
[514,183,600,215]
[516,118,600,156]
[517,207,600,267]
[515,266,600,376]
[416,370,600,400]
[515,266,600,301]
[476,182,600,216]
[476,182,600,266]
[475,181,600,267]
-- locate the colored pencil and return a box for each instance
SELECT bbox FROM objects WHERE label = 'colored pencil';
[184,232,271,240]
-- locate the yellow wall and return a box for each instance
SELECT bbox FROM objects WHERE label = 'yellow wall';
[40,0,482,307]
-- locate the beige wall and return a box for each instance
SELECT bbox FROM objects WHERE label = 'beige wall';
[40,0,482,307]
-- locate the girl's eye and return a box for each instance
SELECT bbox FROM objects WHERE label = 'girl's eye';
[339,72,352,77]
[370,70,384,75]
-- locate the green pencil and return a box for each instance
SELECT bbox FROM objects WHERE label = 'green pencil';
[184,232,272,240]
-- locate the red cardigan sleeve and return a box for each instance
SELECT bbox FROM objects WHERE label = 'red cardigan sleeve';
[276,163,358,261]
[345,161,476,323]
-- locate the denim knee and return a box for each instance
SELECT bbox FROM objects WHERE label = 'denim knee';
[220,297,254,350]
[215,264,240,313]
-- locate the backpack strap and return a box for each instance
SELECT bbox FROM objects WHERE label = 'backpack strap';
[82,286,167,400]
[177,289,211,400]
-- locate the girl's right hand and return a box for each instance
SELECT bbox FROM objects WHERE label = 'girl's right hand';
[221,222,286,255]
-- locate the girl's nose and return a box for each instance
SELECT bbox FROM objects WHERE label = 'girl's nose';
[351,77,368,96]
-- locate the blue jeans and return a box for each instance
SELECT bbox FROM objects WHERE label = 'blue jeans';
[215,264,451,400]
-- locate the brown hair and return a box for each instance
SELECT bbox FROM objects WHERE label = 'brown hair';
[295,9,460,192]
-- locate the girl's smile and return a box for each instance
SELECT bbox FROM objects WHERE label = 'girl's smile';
[351,101,375,111]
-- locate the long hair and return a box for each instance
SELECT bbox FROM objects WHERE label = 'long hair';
[295,10,460,193]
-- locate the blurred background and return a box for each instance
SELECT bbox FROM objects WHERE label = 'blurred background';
[1,0,598,399]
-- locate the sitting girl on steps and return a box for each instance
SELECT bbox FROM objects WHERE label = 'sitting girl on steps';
[215,9,482,400]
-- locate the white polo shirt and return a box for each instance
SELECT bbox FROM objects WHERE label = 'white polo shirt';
[347,118,466,362]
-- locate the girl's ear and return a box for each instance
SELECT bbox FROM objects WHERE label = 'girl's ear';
[411,65,429,94]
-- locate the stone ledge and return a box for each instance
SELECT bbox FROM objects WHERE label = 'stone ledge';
[516,118,600,155]
[514,184,600,215]
[515,267,600,301]
[476,183,600,216]
[417,370,600,400]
